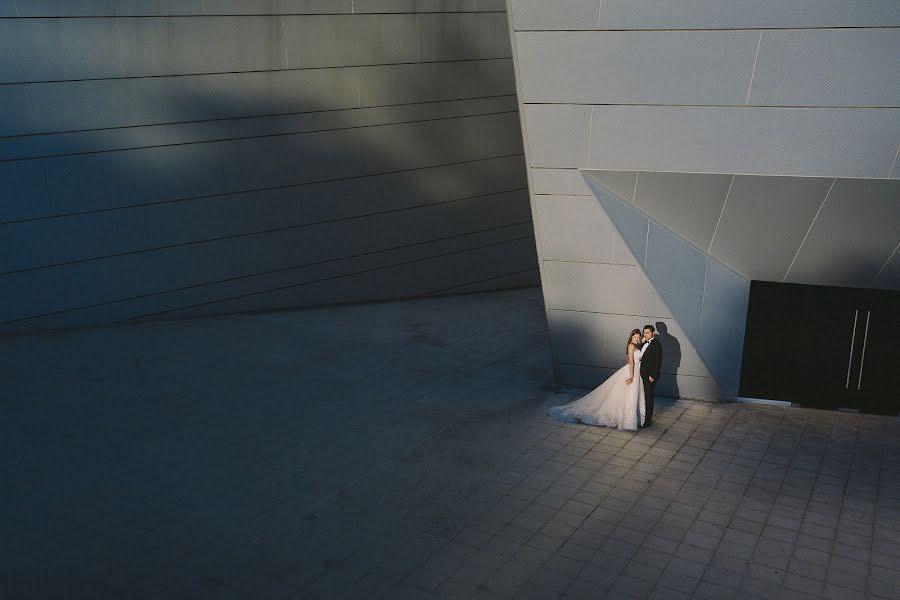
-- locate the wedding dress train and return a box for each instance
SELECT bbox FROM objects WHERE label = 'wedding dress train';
[548,348,646,431]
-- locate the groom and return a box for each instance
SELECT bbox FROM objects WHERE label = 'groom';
[640,325,662,427]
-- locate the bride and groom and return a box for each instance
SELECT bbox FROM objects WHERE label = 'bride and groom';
[549,325,662,431]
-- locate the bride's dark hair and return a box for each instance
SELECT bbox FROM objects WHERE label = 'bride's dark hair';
[625,328,641,356]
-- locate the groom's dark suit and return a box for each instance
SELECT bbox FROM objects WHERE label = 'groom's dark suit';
[640,337,662,426]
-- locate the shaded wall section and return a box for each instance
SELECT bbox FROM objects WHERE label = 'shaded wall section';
[0,0,537,332]
[507,0,900,398]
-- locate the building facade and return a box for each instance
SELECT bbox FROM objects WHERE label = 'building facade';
[0,0,537,332]
[506,0,900,399]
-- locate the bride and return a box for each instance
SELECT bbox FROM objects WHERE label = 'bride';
[548,329,646,430]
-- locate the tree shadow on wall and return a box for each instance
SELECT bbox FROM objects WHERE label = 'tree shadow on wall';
[0,31,536,333]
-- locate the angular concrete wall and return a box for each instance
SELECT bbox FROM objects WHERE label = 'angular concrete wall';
[0,0,536,332]
[507,0,900,398]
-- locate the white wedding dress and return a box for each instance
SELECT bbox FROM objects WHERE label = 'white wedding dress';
[548,348,646,430]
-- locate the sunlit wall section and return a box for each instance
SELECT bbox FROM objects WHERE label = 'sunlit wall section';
[0,0,536,331]
[507,0,900,398]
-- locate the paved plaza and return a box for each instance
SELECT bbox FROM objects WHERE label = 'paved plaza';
[2,288,898,599]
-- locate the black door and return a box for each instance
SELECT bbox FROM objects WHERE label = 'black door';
[740,281,899,413]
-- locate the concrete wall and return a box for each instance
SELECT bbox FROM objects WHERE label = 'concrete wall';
[507,0,900,398]
[0,0,536,332]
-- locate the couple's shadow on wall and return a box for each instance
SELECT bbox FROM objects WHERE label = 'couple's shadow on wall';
[655,321,681,399]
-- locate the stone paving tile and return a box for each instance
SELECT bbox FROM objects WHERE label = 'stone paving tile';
[6,289,900,598]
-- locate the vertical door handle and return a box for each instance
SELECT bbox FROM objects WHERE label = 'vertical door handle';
[857,310,871,391]
[845,309,859,389]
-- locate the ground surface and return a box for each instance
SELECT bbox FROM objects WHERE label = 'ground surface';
[2,288,898,599]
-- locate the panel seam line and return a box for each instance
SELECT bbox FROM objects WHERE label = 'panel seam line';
[708,174,735,251]
[783,177,835,281]
[746,31,762,105]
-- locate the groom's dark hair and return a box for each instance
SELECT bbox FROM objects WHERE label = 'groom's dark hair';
[643,324,655,334]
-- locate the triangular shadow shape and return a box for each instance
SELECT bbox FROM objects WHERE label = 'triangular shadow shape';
[583,171,750,396]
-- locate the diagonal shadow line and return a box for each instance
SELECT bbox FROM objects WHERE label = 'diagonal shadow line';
[582,170,751,396]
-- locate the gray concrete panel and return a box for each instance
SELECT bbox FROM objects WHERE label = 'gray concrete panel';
[786,179,900,288]
[120,16,287,76]
[553,314,714,380]
[220,129,360,193]
[599,0,900,29]
[533,195,614,263]
[645,222,706,342]
[587,106,900,178]
[0,270,67,323]
[542,261,669,317]
[474,58,516,97]
[585,175,648,265]
[120,0,204,14]
[52,220,531,322]
[546,309,607,366]
[191,236,536,317]
[530,169,592,196]
[215,67,360,115]
[579,170,637,203]
[749,29,900,108]
[15,1,118,17]
[6,94,518,161]
[43,0,198,15]
[354,0,475,12]
[359,60,515,106]
[11,18,122,83]
[611,232,639,267]
[359,64,421,107]
[0,161,50,223]
[0,222,56,274]
[0,85,32,136]
[418,12,511,61]
[164,224,535,323]
[0,1,17,16]
[516,30,757,105]
[357,112,522,173]
[697,258,749,396]
[0,19,24,82]
[144,183,527,257]
[650,316,714,379]
[454,111,525,157]
[41,143,224,218]
[709,175,832,281]
[285,14,419,69]
[634,171,733,251]
[24,79,130,135]
[0,208,149,273]
[122,75,218,126]
[201,1,352,14]
[508,0,599,31]
[1,4,534,330]
[474,0,506,9]
[436,154,527,198]
[126,67,358,127]
[416,61,479,102]
[522,104,590,167]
